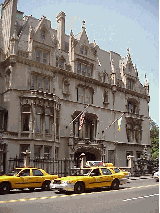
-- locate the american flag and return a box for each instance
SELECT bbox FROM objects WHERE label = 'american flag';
[79,111,86,131]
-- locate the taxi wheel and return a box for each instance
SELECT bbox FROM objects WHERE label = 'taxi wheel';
[111,180,119,190]
[74,182,85,194]
[29,188,35,192]
[0,182,11,195]
[41,181,51,191]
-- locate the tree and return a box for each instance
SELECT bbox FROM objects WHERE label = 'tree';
[150,118,159,159]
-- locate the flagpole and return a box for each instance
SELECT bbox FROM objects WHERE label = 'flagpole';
[66,104,90,128]
[102,112,125,133]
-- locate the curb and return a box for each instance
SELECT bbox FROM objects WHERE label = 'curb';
[129,176,153,180]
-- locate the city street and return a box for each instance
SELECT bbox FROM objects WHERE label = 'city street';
[0,178,159,213]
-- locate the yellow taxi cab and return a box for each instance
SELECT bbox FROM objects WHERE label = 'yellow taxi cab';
[104,163,130,185]
[0,167,58,194]
[51,167,124,194]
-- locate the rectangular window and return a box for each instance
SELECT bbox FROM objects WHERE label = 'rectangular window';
[31,75,36,90]
[55,147,59,160]
[43,52,47,64]
[34,145,42,158]
[44,146,51,159]
[87,66,92,77]
[45,78,50,92]
[77,62,81,74]
[37,77,43,91]
[36,50,41,62]
[56,111,59,139]
[85,89,92,104]
[81,64,86,76]
[77,87,84,103]
[35,107,42,133]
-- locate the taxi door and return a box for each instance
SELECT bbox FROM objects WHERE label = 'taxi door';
[31,169,45,188]
[88,168,103,189]
[13,169,32,189]
[100,168,114,187]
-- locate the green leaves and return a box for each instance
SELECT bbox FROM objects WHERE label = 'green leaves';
[150,118,159,159]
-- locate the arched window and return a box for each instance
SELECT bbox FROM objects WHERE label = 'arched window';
[22,105,31,131]
[126,123,133,142]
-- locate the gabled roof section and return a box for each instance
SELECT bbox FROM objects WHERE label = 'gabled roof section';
[32,15,55,47]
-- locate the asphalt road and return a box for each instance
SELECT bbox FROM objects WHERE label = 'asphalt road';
[0,178,159,213]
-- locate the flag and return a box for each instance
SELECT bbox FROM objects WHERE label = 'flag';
[118,117,122,131]
[79,111,86,131]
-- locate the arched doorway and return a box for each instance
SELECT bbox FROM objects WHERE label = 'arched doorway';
[73,146,102,168]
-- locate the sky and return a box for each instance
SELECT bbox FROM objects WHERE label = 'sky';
[1,0,159,125]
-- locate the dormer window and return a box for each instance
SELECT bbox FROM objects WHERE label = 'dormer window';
[80,45,88,55]
[41,29,45,40]
[127,78,134,90]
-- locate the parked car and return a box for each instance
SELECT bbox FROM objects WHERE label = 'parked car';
[51,167,125,194]
[153,170,159,182]
[0,167,58,195]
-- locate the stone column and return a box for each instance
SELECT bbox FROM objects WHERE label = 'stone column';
[127,155,134,175]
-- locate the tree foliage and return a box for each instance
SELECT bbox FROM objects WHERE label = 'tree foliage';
[150,118,159,159]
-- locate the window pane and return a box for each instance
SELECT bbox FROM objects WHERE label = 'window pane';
[23,106,30,112]
[37,77,43,90]
[35,115,41,132]
[82,64,86,76]
[34,145,41,158]
[31,75,36,90]
[77,62,81,74]
[45,78,49,92]
[45,116,50,133]
[78,87,84,103]
[22,114,30,131]
[36,107,42,114]
[43,52,47,64]
[36,50,41,62]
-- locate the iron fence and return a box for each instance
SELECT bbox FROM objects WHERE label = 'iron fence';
[8,156,79,177]
[133,158,159,176]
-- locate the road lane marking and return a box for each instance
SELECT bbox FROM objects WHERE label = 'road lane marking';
[0,183,158,204]
[123,194,159,202]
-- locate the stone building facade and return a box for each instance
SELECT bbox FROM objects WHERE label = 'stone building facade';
[0,0,150,173]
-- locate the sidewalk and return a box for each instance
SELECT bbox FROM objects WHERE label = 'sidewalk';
[129,174,153,181]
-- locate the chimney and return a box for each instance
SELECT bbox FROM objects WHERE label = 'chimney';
[56,11,65,51]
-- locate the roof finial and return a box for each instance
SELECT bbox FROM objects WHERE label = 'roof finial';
[127,48,130,53]
[82,20,86,29]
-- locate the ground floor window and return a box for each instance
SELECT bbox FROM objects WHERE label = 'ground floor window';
[20,144,30,157]
[44,146,51,159]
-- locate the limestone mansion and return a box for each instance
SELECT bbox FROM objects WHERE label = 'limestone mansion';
[0,0,150,173]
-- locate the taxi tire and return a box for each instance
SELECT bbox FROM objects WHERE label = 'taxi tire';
[111,179,119,190]
[29,188,35,192]
[74,182,85,194]
[41,181,51,191]
[0,182,11,195]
